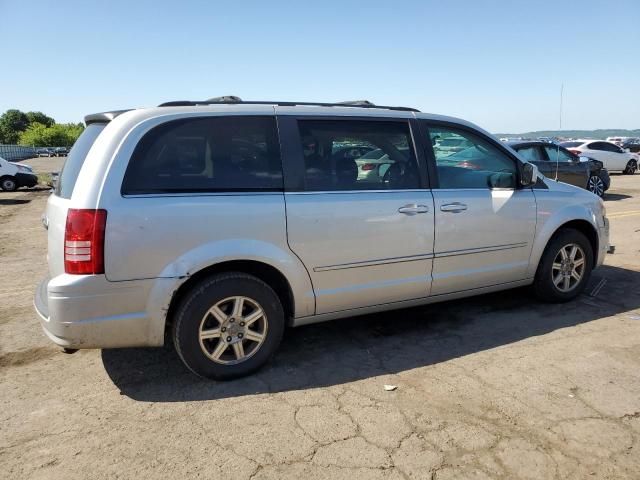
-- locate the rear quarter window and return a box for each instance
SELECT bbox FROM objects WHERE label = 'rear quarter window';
[121,116,282,194]
[55,123,106,199]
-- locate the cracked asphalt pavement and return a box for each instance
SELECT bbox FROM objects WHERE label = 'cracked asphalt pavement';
[1,158,639,479]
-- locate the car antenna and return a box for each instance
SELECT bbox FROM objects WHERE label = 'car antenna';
[553,83,564,181]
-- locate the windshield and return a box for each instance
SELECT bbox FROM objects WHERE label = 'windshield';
[55,123,106,198]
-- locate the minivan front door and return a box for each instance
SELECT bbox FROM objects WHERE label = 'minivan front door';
[424,122,537,295]
[280,116,435,315]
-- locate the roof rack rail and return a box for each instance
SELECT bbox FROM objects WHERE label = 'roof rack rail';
[157,97,419,112]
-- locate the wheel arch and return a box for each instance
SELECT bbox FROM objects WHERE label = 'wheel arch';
[164,260,298,339]
[533,218,599,275]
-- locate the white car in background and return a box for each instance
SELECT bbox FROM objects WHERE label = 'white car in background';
[0,156,38,191]
[606,136,629,146]
[560,140,639,174]
[354,148,394,182]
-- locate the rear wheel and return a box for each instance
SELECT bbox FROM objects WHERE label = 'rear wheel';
[172,272,285,380]
[623,160,637,175]
[0,176,18,192]
[533,229,593,302]
[587,175,605,197]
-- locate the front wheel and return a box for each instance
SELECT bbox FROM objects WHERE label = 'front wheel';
[623,160,637,175]
[587,175,605,197]
[172,272,285,380]
[533,229,593,302]
[0,176,18,192]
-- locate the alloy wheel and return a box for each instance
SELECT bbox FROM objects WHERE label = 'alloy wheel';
[198,296,268,365]
[625,161,637,174]
[551,243,586,293]
[587,175,604,197]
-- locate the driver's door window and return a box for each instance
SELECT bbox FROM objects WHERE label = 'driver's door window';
[428,127,516,189]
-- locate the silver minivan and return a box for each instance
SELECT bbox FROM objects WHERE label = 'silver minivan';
[34,98,610,379]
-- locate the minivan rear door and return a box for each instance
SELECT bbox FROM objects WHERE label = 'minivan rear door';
[279,113,435,315]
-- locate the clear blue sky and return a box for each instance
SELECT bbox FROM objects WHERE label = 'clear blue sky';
[1,0,638,133]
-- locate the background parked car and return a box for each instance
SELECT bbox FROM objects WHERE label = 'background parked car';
[508,141,610,197]
[434,136,472,155]
[353,148,408,183]
[560,140,638,174]
[0,155,38,191]
[622,138,640,154]
[606,136,626,146]
[53,147,69,157]
[36,148,53,157]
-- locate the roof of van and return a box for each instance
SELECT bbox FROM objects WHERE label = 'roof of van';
[83,100,485,137]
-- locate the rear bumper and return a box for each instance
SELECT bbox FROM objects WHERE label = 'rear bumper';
[34,274,168,349]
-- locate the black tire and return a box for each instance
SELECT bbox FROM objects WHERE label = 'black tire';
[0,176,18,192]
[172,272,285,380]
[623,160,637,175]
[533,228,593,303]
[586,175,605,197]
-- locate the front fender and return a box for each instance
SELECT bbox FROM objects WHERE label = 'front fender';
[527,198,601,277]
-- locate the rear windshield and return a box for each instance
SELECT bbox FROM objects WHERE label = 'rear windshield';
[55,123,105,198]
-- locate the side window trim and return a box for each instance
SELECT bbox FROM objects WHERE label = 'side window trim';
[279,115,428,193]
[276,115,306,192]
[536,146,550,161]
[420,119,524,190]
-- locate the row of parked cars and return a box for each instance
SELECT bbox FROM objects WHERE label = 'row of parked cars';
[36,147,69,157]
[498,137,638,197]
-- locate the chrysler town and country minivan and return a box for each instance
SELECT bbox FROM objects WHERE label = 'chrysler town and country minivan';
[34,98,610,379]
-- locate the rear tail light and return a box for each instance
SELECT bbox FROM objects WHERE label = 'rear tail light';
[64,209,107,274]
[568,149,581,156]
[361,163,375,171]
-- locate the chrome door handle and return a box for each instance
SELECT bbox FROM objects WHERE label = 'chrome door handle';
[398,204,429,215]
[440,202,468,213]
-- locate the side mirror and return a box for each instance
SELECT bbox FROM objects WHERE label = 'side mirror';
[520,162,539,187]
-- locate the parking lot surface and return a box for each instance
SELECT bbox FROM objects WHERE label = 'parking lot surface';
[1,159,639,479]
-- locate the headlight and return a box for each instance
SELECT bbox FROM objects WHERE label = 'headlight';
[17,165,33,173]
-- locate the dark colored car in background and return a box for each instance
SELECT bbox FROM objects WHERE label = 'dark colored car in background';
[623,138,640,154]
[507,141,610,197]
[36,147,54,157]
[53,147,69,157]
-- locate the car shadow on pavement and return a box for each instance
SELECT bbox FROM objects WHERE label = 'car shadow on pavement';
[604,193,632,201]
[102,264,640,402]
[0,198,31,205]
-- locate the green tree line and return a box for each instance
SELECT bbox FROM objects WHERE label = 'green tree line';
[0,109,84,147]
